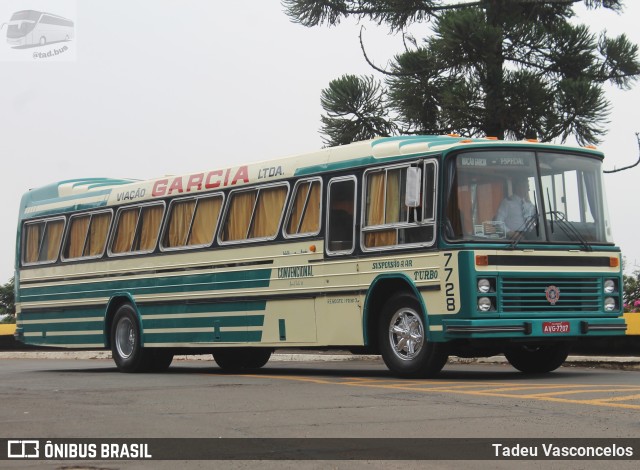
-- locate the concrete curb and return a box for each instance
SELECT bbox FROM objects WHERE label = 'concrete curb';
[0,350,638,368]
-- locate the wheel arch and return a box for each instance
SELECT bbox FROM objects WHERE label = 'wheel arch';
[103,293,140,348]
[363,274,430,353]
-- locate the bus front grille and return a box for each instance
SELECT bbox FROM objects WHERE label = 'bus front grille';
[500,277,601,313]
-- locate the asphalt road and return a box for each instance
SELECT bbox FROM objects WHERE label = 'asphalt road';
[1,357,639,470]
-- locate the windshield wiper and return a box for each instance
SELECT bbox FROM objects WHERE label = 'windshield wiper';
[509,215,538,249]
[546,211,592,252]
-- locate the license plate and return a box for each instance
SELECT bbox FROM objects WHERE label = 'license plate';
[542,321,570,334]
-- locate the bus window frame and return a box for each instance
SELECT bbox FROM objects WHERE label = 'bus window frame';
[360,159,438,252]
[107,201,166,258]
[40,14,74,28]
[60,209,114,262]
[326,175,358,257]
[21,216,67,267]
[282,177,323,240]
[159,192,225,253]
[218,182,290,246]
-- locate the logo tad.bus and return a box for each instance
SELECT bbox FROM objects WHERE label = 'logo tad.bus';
[1,10,74,49]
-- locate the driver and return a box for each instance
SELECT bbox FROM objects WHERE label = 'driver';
[495,178,536,233]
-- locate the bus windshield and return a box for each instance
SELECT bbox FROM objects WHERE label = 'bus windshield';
[445,150,613,246]
[6,11,40,39]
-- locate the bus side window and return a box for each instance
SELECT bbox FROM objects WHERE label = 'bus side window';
[285,179,322,237]
[63,211,112,260]
[220,184,289,243]
[162,195,223,250]
[23,218,65,265]
[327,178,356,254]
[111,204,164,255]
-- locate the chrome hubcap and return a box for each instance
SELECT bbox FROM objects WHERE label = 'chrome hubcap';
[388,308,424,361]
[115,317,135,359]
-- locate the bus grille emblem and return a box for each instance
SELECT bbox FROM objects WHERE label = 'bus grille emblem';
[545,285,560,305]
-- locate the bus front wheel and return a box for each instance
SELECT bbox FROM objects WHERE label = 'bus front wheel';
[147,349,174,372]
[378,294,448,378]
[504,343,571,374]
[111,304,152,373]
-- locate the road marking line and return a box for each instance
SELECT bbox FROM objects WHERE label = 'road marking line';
[240,374,640,410]
[595,393,640,403]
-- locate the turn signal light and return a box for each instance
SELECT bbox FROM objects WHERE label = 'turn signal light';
[476,255,489,266]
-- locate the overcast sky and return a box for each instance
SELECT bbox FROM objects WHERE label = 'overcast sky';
[1,0,639,282]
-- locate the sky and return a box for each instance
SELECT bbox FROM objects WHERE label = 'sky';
[0,0,639,282]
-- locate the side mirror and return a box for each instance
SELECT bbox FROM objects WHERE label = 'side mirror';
[405,167,422,208]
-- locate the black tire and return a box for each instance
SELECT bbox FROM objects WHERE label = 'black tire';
[504,343,571,374]
[378,293,448,378]
[110,303,152,373]
[243,348,272,369]
[147,349,174,372]
[213,348,273,372]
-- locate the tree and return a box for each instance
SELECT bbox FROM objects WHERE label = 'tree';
[624,270,640,312]
[283,0,640,147]
[320,74,397,146]
[0,277,15,318]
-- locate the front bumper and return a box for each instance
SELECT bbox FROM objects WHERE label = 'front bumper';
[443,317,627,339]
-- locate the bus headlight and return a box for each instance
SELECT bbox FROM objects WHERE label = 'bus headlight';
[604,297,617,312]
[477,278,491,293]
[603,279,616,294]
[478,297,492,312]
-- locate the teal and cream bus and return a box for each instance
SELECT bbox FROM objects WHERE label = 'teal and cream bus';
[14,135,627,376]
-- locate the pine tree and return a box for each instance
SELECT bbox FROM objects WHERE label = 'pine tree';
[283,0,640,146]
[320,74,397,146]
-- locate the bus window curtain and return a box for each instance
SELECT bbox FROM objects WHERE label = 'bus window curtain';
[287,183,309,234]
[138,205,163,251]
[251,186,287,238]
[25,223,42,263]
[43,220,64,262]
[365,172,397,248]
[385,169,401,223]
[67,216,90,259]
[224,191,256,241]
[166,200,196,248]
[86,213,111,256]
[112,209,139,253]
[188,196,221,246]
[299,181,320,234]
[366,172,385,226]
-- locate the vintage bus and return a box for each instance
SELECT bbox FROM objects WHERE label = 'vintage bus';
[13,135,627,376]
[3,10,74,48]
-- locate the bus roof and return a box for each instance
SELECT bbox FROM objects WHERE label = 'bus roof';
[10,10,72,22]
[18,135,603,219]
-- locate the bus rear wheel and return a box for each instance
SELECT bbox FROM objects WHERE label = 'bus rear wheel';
[213,348,272,372]
[504,343,571,374]
[378,293,448,378]
[111,303,153,373]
